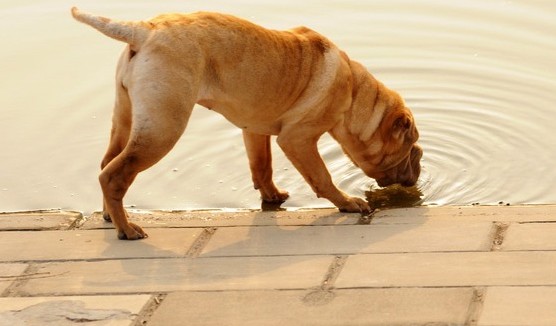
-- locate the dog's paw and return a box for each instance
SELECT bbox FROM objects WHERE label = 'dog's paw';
[117,223,148,240]
[338,197,371,214]
[262,189,290,203]
[102,211,112,222]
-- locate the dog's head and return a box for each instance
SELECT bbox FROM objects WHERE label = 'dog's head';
[332,61,422,188]
[368,107,422,187]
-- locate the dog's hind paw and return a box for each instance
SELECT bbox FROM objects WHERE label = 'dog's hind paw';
[262,189,290,203]
[102,211,112,222]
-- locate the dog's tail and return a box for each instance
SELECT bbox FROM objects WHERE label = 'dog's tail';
[71,7,149,48]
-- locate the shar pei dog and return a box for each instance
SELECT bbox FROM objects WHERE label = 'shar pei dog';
[71,8,422,240]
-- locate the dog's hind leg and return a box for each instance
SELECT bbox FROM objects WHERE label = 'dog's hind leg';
[100,78,132,222]
[99,71,197,240]
[242,131,289,203]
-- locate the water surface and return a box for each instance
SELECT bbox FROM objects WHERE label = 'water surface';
[1,0,555,213]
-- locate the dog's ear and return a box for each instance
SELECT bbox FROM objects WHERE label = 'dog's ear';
[394,115,411,131]
[390,111,418,143]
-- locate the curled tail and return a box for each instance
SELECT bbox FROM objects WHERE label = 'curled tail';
[71,7,149,47]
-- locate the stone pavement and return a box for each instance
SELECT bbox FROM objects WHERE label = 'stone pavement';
[1,205,556,325]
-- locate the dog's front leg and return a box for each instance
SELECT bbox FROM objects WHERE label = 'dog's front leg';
[242,131,289,203]
[276,132,370,213]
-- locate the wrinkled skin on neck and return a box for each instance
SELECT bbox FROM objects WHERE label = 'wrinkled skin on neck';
[330,60,422,188]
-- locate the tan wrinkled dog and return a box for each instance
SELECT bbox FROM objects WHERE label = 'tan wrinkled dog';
[71,8,422,240]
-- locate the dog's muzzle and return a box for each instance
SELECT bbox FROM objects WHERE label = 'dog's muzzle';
[376,144,423,187]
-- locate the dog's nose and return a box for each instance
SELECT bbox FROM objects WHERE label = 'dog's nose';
[376,177,395,188]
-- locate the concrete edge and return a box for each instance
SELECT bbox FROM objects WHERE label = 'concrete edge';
[0,210,83,231]
[1,205,556,230]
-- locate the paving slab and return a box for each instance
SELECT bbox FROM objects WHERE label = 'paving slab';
[0,263,28,294]
[479,286,556,326]
[336,252,556,288]
[148,287,474,326]
[17,256,332,296]
[0,294,151,326]
[82,209,359,229]
[0,228,200,262]
[0,210,81,231]
[372,205,556,224]
[2,205,556,326]
[201,221,493,257]
[501,222,556,251]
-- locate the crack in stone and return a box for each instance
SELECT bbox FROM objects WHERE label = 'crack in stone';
[185,227,218,258]
[0,300,132,325]
[464,287,486,326]
[490,222,510,251]
[302,255,349,307]
[131,294,167,326]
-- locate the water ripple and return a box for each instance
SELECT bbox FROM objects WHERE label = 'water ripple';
[1,0,555,212]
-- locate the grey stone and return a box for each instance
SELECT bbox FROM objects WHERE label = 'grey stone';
[501,222,556,250]
[201,222,493,257]
[18,256,332,295]
[0,263,28,294]
[0,228,201,262]
[372,205,556,224]
[0,295,150,326]
[336,251,556,288]
[148,288,474,326]
[0,211,81,231]
[479,286,556,326]
[81,209,359,229]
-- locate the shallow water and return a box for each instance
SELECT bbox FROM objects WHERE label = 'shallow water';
[1,0,555,213]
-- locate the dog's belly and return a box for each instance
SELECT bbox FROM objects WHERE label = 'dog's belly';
[198,99,283,135]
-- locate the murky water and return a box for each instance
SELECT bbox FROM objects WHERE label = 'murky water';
[1,0,555,213]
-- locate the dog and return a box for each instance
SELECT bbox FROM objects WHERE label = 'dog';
[71,7,422,240]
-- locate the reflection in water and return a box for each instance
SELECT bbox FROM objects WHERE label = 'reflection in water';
[1,1,555,213]
[366,185,423,209]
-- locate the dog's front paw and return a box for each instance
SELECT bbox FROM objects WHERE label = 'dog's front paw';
[117,223,148,240]
[338,197,371,214]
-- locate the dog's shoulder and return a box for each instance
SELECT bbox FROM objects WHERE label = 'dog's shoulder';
[289,26,331,54]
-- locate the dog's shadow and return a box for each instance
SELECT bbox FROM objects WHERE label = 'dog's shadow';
[82,228,186,291]
[183,204,427,290]
[201,207,426,258]
[89,205,427,292]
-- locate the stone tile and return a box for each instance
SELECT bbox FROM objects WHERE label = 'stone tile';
[81,209,359,229]
[0,228,200,262]
[18,256,332,295]
[336,251,556,288]
[372,205,556,224]
[501,223,556,250]
[79,205,556,230]
[0,211,81,231]
[149,288,473,326]
[0,263,28,294]
[0,294,150,326]
[201,222,492,257]
[479,287,556,326]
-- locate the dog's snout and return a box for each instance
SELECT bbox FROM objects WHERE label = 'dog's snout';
[376,144,422,188]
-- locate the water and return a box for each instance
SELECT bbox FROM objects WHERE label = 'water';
[1,0,555,213]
